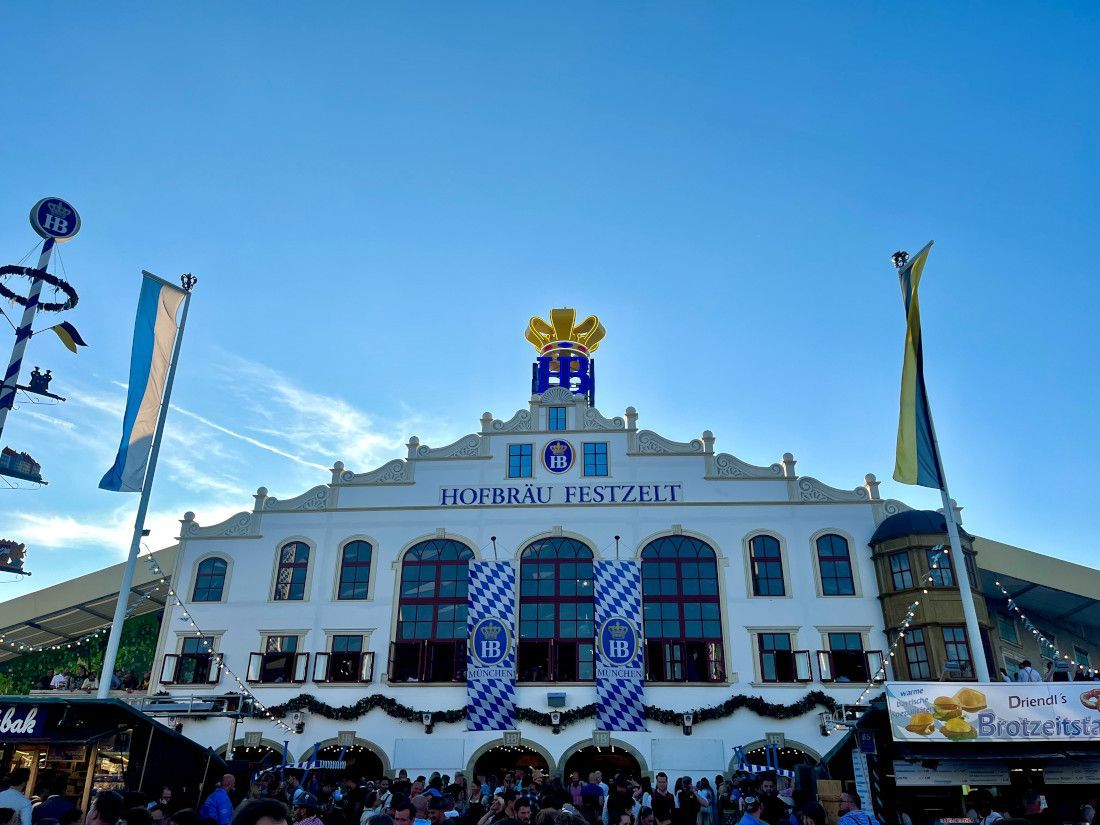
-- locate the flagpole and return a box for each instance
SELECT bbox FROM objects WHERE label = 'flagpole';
[926,416,991,682]
[98,274,196,698]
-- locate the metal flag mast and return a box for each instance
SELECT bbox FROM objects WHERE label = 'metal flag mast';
[98,272,197,698]
[892,247,990,682]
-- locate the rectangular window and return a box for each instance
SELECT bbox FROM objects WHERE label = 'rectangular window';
[644,640,725,683]
[1075,648,1090,668]
[329,634,364,683]
[248,635,305,684]
[508,444,533,478]
[759,633,794,683]
[997,614,1018,644]
[583,442,609,476]
[888,552,914,590]
[828,632,867,682]
[927,548,955,587]
[548,407,567,431]
[175,637,214,685]
[903,628,932,680]
[942,626,973,676]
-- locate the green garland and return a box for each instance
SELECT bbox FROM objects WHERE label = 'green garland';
[261,691,837,726]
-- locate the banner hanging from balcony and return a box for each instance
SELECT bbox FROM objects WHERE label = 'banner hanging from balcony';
[594,560,646,731]
[467,561,517,731]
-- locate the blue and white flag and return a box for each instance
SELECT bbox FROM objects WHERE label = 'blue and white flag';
[99,274,187,492]
[594,560,646,731]
[467,561,516,731]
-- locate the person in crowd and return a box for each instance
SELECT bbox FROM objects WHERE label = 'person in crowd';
[290,795,322,825]
[675,778,707,825]
[149,791,173,813]
[630,780,651,820]
[2,811,18,825]
[79,671,100,693]
[392,803,415,825]
[110,669,123,690]
[736,797,764,825]
[58,811,82,825]
[409,797,429,825]
[648,776,673,825]
[578,776,603,825]
[36,671,54,691]
[799,802,827,825]
[635,809,653,825]
[50,670,72,690]
[200,776,236,825]
[148,807,167,824]
[694,780,715,825]
[0,769,34,825]
[231,800,288,825]
[86,792,125,825]
[173,810,199,825]
[1017,660,1043,682]
[605,778,632,825]
[32,778,75,824]
[756,776,788,825]
[837,792,872,825]
[127,808,153,825]
[566,777,583,813]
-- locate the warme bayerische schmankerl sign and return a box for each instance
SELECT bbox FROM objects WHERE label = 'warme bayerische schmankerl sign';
[886,682,1100,743]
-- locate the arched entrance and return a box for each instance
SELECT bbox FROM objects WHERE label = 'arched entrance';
[222,743,284,775]
[312,744,385,780]
[562,744,643,781]
[472,745,550,783]
[729,743,820,793]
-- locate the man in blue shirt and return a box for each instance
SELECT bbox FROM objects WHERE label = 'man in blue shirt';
[200,775,236,825]
[737,797,765,825]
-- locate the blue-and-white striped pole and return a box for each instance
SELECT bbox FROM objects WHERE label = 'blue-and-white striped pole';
[0,237,56,441]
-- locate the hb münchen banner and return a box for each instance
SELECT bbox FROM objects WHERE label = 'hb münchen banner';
[467,561,516,731]
[594,560,646,731]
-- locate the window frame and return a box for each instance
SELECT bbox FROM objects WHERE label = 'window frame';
[641,534,725,683]
[996,614,1019,645]
[902,627,932,680]
[271,540,312,602]
[389,538,474,683]
[746,533,787,597]
[582,442,609,477]
[518,536,596,683]
[926,547,955,588]
[191,555,230,603]
[335,538,375,601]
[160,635,223,686]
[507,443,534,479]
[941,625,973,677]
[813,532,857,597]
[247,634,308,684]
[888,551,914,591]
[547,406,568,431]
[753,631,811,684]
[816,630,882,683]
[314,633,375,684]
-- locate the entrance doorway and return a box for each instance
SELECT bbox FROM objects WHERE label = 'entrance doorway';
[473,746,549,783]
[316,744,385,780]
[562,745,642,781]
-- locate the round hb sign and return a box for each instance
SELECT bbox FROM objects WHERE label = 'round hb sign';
[29,197,81,242]
[598,617,640,666]
[542,439,575,474]
[470,617,511,667]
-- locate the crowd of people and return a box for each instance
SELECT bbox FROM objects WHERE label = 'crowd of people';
[0,764,1094,825]
[30,668,150,693]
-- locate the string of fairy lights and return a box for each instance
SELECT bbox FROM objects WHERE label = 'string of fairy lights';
[0,588,159,654]
[142,551,294,734]
[827,545,951,731]
[994,578,1098,678]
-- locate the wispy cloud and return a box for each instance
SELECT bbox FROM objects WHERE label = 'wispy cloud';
[170,404,330,472]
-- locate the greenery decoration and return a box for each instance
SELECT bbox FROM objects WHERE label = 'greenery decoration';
[0,266,79,312]
[261,690,838,726]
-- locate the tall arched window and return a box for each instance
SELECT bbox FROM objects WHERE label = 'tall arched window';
[274,542,310,601]
[816,534,855,595]
[641,535,724,682]
[518,537,594,682]
[389,539,473,683]
[192,558,227,602]
[337,540,373,600]
[749,535,785,596]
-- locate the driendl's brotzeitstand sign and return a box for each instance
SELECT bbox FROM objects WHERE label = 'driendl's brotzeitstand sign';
[887,682,1100,743]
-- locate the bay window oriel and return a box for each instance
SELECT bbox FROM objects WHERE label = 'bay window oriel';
[641,535,724,682]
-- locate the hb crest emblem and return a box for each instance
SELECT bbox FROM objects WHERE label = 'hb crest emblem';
[470,617,511,667]
[598,617,640,666]
[542,440,574,474]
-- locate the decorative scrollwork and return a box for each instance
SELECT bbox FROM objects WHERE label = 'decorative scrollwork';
[338,459,412,485]
[181,512,258,538]
[581,407,625,430]
[263,485,329,512]
[491,410,534,432]
[415,434,482,459]
[535,386,576,404]
[635,429,705,455]
[708,452,784,479]
[796,477,870,503]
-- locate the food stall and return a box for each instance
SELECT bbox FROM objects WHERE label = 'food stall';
[0,696,225,810]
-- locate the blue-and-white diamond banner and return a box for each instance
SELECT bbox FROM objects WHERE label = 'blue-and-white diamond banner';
[467,560,516,731]
[594,560,646,731]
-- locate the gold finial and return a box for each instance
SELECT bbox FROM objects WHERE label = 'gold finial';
[526,308,605,359]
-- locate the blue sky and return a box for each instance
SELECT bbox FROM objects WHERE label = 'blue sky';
[0,3,1096,596]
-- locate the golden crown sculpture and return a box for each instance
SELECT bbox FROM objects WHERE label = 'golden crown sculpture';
[525,308,605,366]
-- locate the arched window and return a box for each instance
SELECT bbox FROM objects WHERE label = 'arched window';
[192,558,227,602]
[274,542,310,601]
[816,534,855,595]
[337,540,373,600]
[518,537,594,682]
[641,535,724,682]
[389,539,473,683]
[749,535,785,596]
